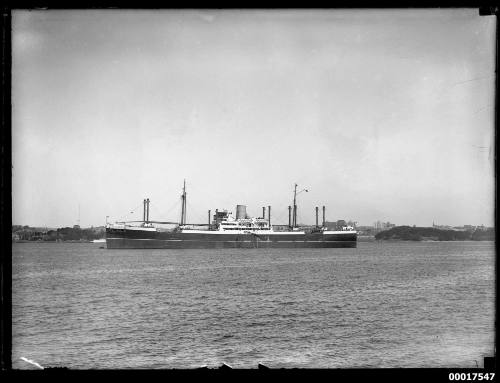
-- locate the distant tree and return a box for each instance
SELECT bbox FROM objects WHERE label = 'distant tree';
[471,228,495,241]
[375,226,475,241]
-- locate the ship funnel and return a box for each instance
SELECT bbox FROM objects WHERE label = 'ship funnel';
[236,205,247,220]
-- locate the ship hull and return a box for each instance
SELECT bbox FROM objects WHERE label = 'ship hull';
[106,228,357,249]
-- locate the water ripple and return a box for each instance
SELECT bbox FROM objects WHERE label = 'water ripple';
[12,241,495,369]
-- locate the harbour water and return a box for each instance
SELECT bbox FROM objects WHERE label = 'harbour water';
[12,241,495,369]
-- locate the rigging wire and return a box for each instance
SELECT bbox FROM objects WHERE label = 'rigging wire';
[113,200,306,226]
[116,202,145,222]
[148,199,183,222]
[116,182,310,225]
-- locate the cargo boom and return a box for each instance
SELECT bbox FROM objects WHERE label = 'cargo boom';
[105,182,357,249]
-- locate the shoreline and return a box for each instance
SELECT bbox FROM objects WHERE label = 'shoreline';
[13,240,96,243]
[12,239,495,244]
[373,239,495,242]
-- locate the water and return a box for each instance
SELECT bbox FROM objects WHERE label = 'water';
[12,241,495,369]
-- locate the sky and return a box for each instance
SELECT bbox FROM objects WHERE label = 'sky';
[12,9,496,228]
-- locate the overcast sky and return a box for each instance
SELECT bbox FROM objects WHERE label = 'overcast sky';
[12,9,495,228]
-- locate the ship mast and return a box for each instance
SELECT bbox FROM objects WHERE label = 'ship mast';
[180,180,187,225]
[292,183,308,228]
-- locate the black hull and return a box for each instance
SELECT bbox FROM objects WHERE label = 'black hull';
[106,228,357,249]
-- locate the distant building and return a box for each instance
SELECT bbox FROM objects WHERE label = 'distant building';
[372,220,396,233]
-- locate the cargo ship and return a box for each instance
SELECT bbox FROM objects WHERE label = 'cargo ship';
[106,182,357,249]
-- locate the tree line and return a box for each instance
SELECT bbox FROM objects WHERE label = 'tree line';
[13,226,105,241]
[374,226,495,241]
